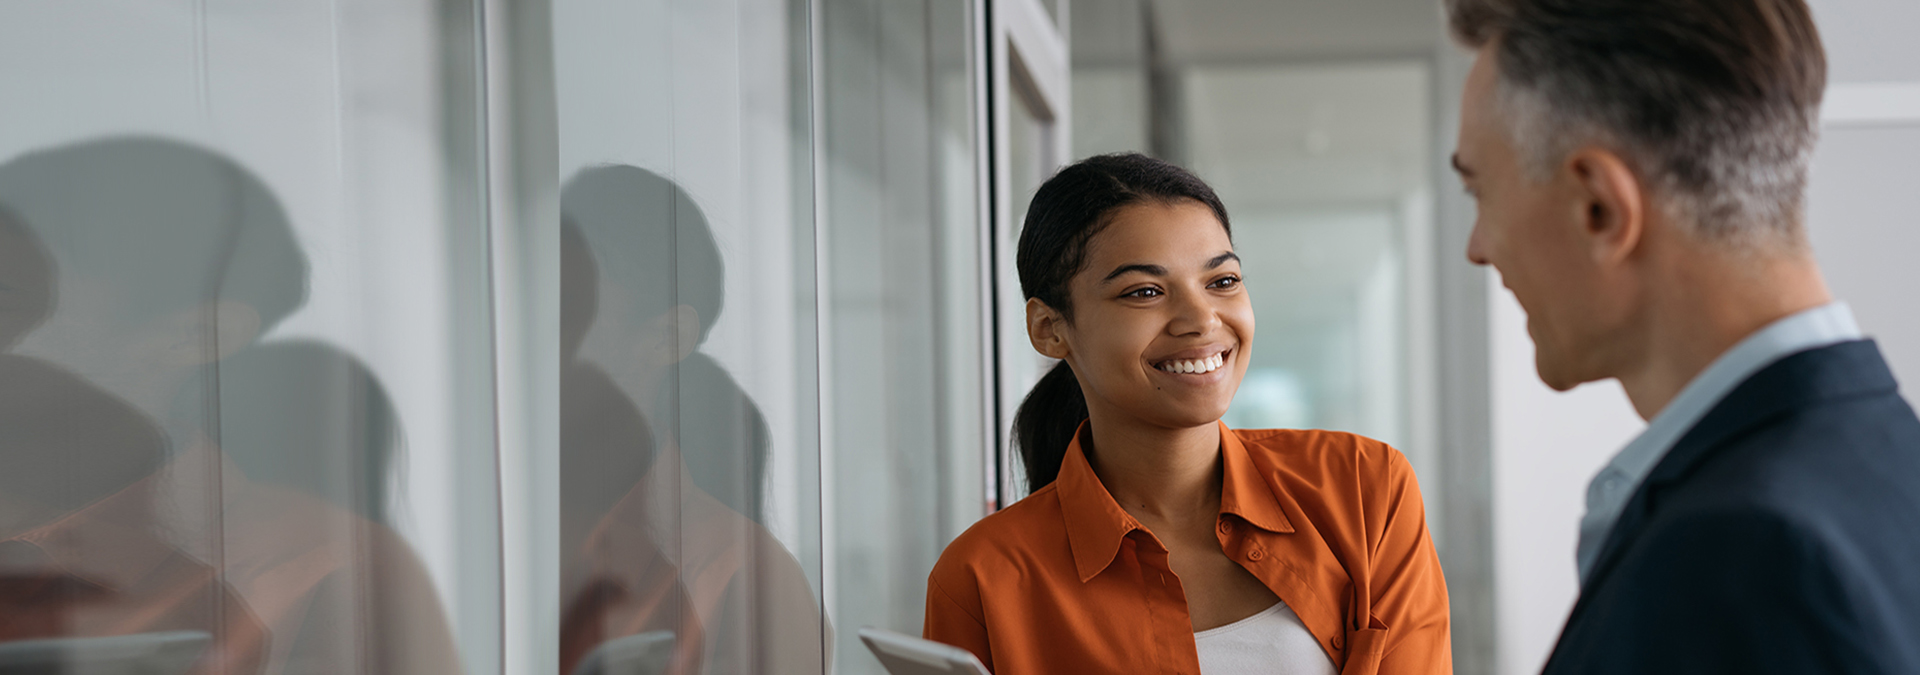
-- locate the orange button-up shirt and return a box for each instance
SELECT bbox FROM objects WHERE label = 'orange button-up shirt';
[925,423,1450,675]
[0,443,461,675]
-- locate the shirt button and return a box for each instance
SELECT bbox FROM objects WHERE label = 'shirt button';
[1332,636,1345,650]
[1246,548,1265,562]
[1217,521,1233,535]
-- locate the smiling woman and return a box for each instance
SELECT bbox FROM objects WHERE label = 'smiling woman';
[922,153,1452,675]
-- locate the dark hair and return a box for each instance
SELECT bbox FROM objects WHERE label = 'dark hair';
[0,136,309,334]
[561,164,725,344]
[559,165,770,523]
[1011,153,1230,492]
[1446,0,1826,244]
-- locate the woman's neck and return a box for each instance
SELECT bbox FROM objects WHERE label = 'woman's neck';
[1082,408,1223,524]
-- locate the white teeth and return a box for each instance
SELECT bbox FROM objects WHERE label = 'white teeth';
[1158,352,1227,374]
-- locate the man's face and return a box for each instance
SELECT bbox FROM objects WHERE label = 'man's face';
[1455,46,1628,391]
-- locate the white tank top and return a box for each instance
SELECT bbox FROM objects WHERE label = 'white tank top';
[1193,601,1337,675]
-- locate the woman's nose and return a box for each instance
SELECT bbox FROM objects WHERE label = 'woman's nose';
[1167,290,1221,336]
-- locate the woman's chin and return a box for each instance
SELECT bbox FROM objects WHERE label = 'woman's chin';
[1129,400,1234,432]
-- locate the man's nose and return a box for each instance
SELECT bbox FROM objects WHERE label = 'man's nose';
[1465,223,1491,267]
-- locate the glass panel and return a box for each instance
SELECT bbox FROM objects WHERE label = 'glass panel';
[0,1,493,672]
[1185,61,1434,469]
[996,62,1056,498]
[551,0,826,674]
[816,0,985,671]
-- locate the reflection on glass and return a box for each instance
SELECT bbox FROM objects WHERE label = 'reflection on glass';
[998,74,1057,497]
[0,138,458,673]
[815,0,988,669]
[559,166,824,675]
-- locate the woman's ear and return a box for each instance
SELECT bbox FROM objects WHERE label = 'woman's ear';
[1026,298,1070,360]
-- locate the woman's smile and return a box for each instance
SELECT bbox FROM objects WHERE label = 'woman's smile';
[1150,345,1234,377]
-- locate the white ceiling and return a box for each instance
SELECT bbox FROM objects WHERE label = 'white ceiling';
[1148,0,1443,64]
[1184,61,1431,210]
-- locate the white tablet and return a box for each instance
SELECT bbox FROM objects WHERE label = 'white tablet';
[0,630,210,675]
[857,627,991,675]
[567,630,676,675]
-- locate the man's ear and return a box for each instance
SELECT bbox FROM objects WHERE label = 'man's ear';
[1567,146,1646,266]
[1026,298,1070,360]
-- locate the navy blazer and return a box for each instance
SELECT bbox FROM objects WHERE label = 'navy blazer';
[1542,340,1920,674]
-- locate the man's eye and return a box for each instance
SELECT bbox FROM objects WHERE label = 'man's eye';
[1210,276,1242,290]
[1123,287,1162,299]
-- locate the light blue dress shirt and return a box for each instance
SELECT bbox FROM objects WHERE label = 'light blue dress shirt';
[1574,302,1864,584]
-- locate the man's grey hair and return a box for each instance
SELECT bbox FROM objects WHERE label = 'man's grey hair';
[1449,0,1827,248]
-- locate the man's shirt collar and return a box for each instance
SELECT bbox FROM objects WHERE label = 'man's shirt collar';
[1575,301,1863,583]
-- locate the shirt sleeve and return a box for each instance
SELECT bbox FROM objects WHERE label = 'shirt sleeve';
[1367,447,1452,675]
[923,570,995,672]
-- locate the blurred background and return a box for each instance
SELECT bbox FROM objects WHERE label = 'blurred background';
[0,0,1914,674]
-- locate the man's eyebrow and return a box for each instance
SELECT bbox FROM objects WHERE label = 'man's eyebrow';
[1208,252,1240,269]
[1451,153,1474,177]
[1102,263,1167,282]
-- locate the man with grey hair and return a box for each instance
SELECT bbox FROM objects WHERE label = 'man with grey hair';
[1449,0,1920,672]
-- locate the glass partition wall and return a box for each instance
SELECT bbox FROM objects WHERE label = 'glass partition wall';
[549,1,827,674]
[0,0,1491,673]
[0,2,498,673]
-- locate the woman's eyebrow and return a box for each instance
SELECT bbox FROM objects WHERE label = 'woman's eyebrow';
[1102,263,1166,282]
[1101,252,1238,283]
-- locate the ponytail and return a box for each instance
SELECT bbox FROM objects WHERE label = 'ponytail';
[1010,152,1229,494]
[1012,361,1089,491]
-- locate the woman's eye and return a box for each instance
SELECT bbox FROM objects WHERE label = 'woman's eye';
[1123,287,1162,299]
[1210,276,1242,290]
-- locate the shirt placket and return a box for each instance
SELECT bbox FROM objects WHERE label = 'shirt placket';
[1127,529,1200,675]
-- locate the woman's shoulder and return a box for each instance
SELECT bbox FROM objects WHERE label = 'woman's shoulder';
[928,484,1071,587]
[1228,427,1417,489]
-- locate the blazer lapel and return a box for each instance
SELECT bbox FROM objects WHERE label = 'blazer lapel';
[1575,340,1897,598]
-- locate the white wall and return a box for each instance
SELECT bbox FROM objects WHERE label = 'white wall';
[1488,2,1920,673]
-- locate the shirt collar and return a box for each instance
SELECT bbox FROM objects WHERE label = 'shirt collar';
[2,475,180,592]
[1216,422,1295,535]
[1576,301,1863,582]
[1058,421,1294,583]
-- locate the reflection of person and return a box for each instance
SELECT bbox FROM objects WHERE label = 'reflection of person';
[1448,1,1920,672]
[219,340,402,522]
[561,165,825,675]
[561,215,704,675]
[924,154,1450,675]
[0,206,218,652]
[0,137,459,674]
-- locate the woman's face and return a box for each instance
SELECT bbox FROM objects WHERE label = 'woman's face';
[1047,199,1253,431]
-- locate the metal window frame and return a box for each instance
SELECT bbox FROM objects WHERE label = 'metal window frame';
[984,0,1071,510]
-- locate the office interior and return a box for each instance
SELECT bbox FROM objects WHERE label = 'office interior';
[0,0,1915,673]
